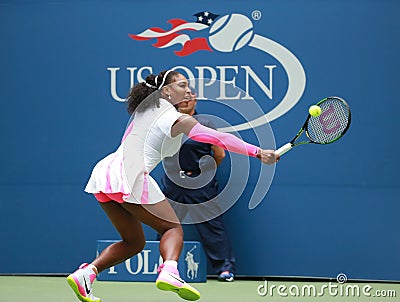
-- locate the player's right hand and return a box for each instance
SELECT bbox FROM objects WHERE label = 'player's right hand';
[257,149,279,164]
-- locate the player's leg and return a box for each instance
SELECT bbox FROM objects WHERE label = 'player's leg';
[92,200,146,272]
[122,199,183,260]
[67,195,146,302]
[122,199,200,301]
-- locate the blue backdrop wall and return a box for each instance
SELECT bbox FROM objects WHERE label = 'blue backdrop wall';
[1,0,399,281]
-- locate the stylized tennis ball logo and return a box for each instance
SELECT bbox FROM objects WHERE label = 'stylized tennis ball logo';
[208,14,254,52]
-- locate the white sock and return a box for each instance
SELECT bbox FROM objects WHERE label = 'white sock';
[85,264,98,275]
[91,264,99,275]
[163,260,178,269]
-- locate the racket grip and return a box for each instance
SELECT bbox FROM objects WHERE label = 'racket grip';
[275,143,293,157]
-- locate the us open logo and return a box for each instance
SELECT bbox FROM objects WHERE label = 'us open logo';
[119,12,307,216]
[128,11,306,127]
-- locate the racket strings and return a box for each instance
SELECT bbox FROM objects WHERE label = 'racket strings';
[306,98,350,144]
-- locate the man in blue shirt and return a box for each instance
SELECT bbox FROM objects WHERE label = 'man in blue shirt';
[162,88,236,282]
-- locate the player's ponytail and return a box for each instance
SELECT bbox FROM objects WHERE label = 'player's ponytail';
[126,74,160,114]
[126,70,179,114]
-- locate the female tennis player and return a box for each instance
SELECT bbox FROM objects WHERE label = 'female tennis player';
[67,70,278,302]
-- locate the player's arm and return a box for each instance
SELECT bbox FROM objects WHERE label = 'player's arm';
[172,115,277,165]
[171,115,198,137]
[211,145,225,166]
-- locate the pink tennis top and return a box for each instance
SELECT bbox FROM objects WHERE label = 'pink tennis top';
[85,98,185,204]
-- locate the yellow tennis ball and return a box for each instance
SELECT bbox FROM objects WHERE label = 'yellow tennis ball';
[309,105,322,117]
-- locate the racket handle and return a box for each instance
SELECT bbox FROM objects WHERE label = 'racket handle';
[275,143,293,157]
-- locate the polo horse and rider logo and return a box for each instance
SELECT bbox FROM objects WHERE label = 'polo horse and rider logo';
[185,246,199,280]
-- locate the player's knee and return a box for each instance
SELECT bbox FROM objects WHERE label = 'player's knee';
[160,223,183,237]
[125,239,146,256]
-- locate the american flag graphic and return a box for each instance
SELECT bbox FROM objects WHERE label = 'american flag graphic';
[129,11,220,57]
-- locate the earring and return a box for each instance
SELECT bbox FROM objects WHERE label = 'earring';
[168,94,171,100]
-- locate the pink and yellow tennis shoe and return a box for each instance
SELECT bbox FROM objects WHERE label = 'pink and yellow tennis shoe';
[67,263,101,302]
[156,263,201,301]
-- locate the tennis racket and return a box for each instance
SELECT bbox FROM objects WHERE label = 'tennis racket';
[275,96,351,157]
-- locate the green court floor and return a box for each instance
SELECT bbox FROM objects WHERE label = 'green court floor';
[0,276,398,302]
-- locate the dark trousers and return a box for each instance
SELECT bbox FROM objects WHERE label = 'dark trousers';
[162,177,236,274]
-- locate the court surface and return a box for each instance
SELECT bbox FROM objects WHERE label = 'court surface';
[0,276,399,302]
